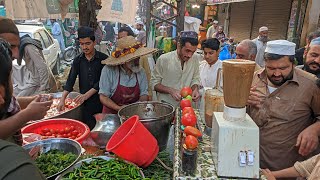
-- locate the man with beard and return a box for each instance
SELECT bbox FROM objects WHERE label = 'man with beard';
[99,36,155,113]
[247,40,320,175]
[151,31,201,107]
[135,21,146,45]
[295,30,320,65]
[57,26,108,129]
[252,26,270,67]
[298,37,320,78]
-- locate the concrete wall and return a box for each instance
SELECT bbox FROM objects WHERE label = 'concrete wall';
[300,0,320,46]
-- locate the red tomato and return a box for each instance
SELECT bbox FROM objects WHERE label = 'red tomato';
[59,129,65,134]
[65,127,70,133]
[181,113,197,127]
[57,135,64,138]
[70,136,76,139]
[67,133,72,137]
[77,133,82,137]
[41,128,49,133]
[45,132,52,136]
[185,135,198,150]
[180,99,191,110]
[68,105,75,109]
[49,129,55,134]
[69,126,75,131]
[182,107,195,116]
[71,130,78,136]
[180,87,192,98]
[62,133,68,138]
[55,129,60,134]
[52,134,56,137]
[184,126,202,137]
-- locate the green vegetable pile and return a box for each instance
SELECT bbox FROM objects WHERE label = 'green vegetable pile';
[35,149,77,177]
[62,158,143,180]
[142,151,173,180]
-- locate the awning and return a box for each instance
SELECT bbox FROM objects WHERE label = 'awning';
[5,0,78,20]
[207,0,253,5]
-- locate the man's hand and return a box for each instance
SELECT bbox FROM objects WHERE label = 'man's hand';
[296,125,319,156]
[57,99,65,111]
[247,86,264,108]
[74,94,88,104]
[192,88,200,102]
[169,88,181,101]
[261,169,276,180]
[24,96,52,120]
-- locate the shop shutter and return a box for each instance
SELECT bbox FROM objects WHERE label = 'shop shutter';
[229,1,255,41]
[251,0,293,40]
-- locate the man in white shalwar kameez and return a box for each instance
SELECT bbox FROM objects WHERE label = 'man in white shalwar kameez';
[199,38,222,88]
[252,26,270,67]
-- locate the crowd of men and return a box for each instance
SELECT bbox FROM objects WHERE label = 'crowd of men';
[0,14,320,179]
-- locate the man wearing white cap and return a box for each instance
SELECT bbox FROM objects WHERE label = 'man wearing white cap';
[297,37,320,78]
[136,21,146,44]
[252,26,270,67]
[247,40,320,172]
[206,20,218,39]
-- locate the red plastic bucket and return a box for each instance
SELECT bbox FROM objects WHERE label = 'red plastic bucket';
[106,115,159,168]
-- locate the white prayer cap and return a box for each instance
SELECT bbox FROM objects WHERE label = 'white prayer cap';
[310,37,320,46]
[136,21,144,25]
[265,40,296,55]
[259,26,268,32]
[213,20,218,24]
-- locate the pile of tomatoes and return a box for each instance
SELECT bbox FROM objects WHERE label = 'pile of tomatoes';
[180,87,202,150]
[39,125,82,140]
[44,98,78,119]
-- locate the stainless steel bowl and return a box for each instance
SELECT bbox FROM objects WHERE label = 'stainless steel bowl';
[118,101,175,151]
[45,92,83,120]
[23,138,82,179]
[91,114,121,148]
[55,156,145,180]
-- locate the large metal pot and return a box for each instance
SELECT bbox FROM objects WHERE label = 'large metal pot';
[118,101,175,151]
[45,92,83,120]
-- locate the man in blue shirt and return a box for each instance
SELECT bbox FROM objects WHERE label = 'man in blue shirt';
[51,19,65,51]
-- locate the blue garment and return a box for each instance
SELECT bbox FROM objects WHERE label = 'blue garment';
[99,65,148,98]
[219,44,231,60]
[172,20,176,38]
[52,22,65,50]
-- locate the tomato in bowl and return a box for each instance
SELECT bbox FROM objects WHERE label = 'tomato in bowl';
[22,119,90,144]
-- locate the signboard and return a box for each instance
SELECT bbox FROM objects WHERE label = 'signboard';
[207,0,252,5]
[97,0,138,25]
[5,0,78,19]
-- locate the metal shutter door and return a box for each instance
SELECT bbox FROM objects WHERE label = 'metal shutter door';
[251,0,292,40]
[229,1,255,41]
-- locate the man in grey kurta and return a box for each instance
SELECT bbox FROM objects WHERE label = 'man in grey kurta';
[12,34,57,96]
[252,26,270,67]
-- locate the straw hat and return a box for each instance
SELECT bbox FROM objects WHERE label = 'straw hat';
[102,36,157,66]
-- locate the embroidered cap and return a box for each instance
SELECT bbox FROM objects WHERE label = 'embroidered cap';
[259,26,268,32]
[265,40,296,56]
[310,37,320,46]
[180,31,198,40]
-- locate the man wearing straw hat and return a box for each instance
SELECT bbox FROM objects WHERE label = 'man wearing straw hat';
[99,36,157,114]
[247,40,320,172]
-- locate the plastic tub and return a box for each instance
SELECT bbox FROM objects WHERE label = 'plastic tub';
[21,118,90,144]
[106,115,159,168]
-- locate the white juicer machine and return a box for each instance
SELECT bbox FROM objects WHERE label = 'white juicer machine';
[211,60,260,178]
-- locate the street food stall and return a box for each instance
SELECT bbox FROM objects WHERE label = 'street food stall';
[19,59,269,179]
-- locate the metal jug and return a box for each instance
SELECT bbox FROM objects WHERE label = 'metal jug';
[90,113,121,148]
